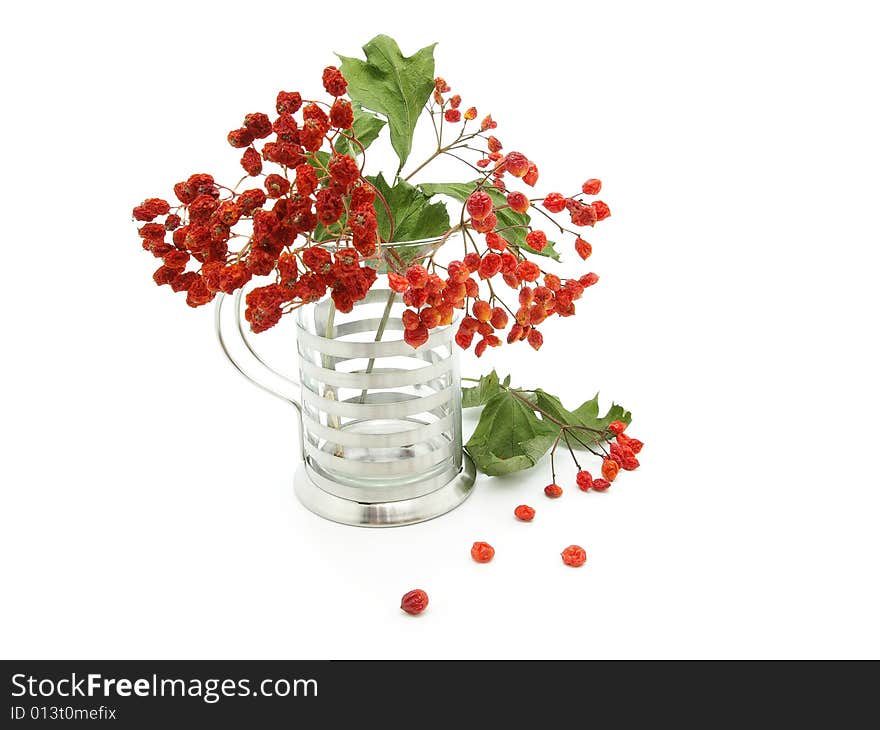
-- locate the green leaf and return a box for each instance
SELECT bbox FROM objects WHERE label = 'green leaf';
[367,174,450,243]
[535,390,632,447]
[338,35,436,174]
[462,374,635,476]
[462,370,502,408]
[465,390,559,476]
[334,103,385,157]
[419,181,561,261]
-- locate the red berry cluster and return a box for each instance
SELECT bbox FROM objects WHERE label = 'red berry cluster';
[133,67,385,330]
[553,420,643,497]
[399,77,612,354]
[134,64,614,355]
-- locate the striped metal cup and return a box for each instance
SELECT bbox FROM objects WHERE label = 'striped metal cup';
[216,278,475,527]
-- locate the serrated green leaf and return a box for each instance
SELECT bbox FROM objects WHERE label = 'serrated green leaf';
[338,35,436,173]
[536,389,631,446]
[465,390,558,476]
[419,181,561,260]
[334,103,385,157]
[462,370,502,408]
[367,174,450,243]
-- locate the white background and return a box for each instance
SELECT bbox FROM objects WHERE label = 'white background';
[1,0,878,659]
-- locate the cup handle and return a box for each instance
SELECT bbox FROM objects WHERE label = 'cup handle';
[215,290,302,414]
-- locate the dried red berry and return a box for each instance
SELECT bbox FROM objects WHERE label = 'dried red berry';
[506,191,529,214]
[580,272,599,288]
[444,109,462,123]
[514,505,535,522]
[505,151,530,177]
[489,307,508,329]
[576,470,593,491]
[405,264,429,289]
[276,90,302,114]
[322,66,348,96]
[543,192,567,213]
[561,545,587,567]
[466,190,493,221]
[608,420,627,436]
[593,200,611,221]
[574,237,592,260]
[240,147,262,176]
[330,98,354,129]
[516,261,540,282]
[523,164,539,187]
[227,127,254,148]
[478,252,502,279]
[404,323,429,349]
[464,107,477,120]
[470,541,495,563]
[601,458,620,482]
[591,478,610,492]
[525,230,547,252]
[400,589,429,615]
[582,178,602,195]
[544,484,563,498]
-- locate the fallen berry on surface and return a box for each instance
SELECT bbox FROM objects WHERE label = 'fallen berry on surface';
[400,589,429,615]
[561,545,587,567]
[470,541,495,563]
[544,484,563,498]
[514,505,535,522]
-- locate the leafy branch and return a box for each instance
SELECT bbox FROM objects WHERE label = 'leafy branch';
[462,371,632,477]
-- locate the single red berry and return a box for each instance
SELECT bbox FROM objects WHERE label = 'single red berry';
[542,192,567,213]
[580,272,600,288]
[444,108,462,123]
[601,458,620,482]
[593,200,611,220]
[478,252,503,279]
[591,478,610,492]
[608,420,627,436]
[582,178,602,195]
[489,307,508,329]
[322,66,348,96]
[574,237,592,260]
[485,232,507,251]
[276,90,303,114]
[464,106,477,120]
[516,261,541,282]
[576,470,593,491]
[470,541,495,563]
[506,191,529,214]
[400,589,429,615]
[472,299,491,323]
[466,190,494,221]
[240,147,262,176]
[404,324,429,349]
[544,484,563,498]
[523,164,539,187]
[525,230,547,252]
[406,264,429,289]
[227,127,254,148]
[514,505,535,522]
[330,98,354,129]
[527,328,543,351]
[561,545,587,567]
[471,211,497,233]
[505,152,530,177]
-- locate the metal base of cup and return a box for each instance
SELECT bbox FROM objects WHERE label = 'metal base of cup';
[293,452,476,527]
